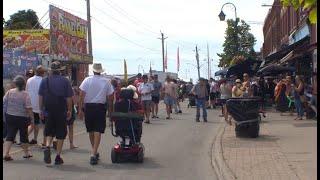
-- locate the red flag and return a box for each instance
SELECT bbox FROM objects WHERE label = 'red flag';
[164,44,168,70]
[177,47,180,72]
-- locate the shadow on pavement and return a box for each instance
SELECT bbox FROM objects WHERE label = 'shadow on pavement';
[100,157,162,170]
[63,148,91,154]
[248,135,280,142]
[48,164,96,173]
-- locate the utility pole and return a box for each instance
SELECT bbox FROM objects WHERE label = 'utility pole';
[86,0,93,56]
[207,43,210,79]
[195,46,200,80]
[158,31,167,72]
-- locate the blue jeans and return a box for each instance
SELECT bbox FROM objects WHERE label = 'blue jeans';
[196,98,207,119]
[294,97,304,118]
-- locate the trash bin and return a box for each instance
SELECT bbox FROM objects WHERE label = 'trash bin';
[226,97,261,138]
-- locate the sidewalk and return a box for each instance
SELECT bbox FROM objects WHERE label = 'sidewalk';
[214,111,317,180]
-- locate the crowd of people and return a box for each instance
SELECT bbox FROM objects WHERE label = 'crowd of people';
[3,61,315,165]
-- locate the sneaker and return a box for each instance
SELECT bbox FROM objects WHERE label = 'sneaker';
[54,155,64,165]
[29,139,37,145]
[196,119,200,122]
[90,156,98,165]
[95,153,100,160]
[44,147,51,164]
[178,110,182,113]
[203,119,208,122]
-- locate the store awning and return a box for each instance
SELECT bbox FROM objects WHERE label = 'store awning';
[214,68,228,76]
[264,36,310,63]
[257,64,295,76]
[279,51,294,64]
[226,58,262,77]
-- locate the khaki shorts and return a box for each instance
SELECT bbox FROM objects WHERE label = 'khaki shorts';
[142,100,152,109]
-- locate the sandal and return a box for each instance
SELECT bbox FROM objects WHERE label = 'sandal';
[4,156,13,161]
[23,154,33,159]
[144,121,151,124]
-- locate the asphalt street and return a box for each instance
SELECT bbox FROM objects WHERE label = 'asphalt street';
[3,102,222,180]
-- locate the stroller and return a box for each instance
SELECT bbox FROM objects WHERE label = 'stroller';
[110,89,145,163]
[187,93,196,108]
[226,97,262,138]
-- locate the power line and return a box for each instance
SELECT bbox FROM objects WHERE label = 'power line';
[92,16,160,53]
[101,0,199,49]
[102,0,159,35]
[91,4,158,38]
[32,10,49,29]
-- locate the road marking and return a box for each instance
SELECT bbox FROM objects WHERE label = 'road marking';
[6,129,87,156]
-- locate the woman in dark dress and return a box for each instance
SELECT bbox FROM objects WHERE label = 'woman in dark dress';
[275,82,289,113]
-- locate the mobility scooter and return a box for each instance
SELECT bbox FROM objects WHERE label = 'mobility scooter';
[110,89,144,163]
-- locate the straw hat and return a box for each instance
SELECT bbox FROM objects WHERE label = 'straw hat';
[50,61,65,71]
[92,63,104,73]
[235,79,242,83]
[127,85,138,99]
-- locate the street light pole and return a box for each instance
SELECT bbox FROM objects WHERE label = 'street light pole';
[195,46,200,80]
[86,0,92,56]
[219,2,239,53]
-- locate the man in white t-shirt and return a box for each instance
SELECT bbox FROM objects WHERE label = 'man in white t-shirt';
[138,75,154,124]
[78,63,114,165]
[26,65,46,146]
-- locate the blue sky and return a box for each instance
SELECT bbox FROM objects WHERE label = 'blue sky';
[4,0,274,81]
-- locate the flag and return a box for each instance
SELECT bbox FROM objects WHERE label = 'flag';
[164,44,168,70]
[124,59,128,85]
[149,61,152,75]
[177,47,180,72]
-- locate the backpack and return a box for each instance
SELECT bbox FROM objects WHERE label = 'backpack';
[44,77,66,111]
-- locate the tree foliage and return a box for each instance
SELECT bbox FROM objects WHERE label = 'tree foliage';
[217,19,257,68]
[4,9,43,30]
[280,0,317,24]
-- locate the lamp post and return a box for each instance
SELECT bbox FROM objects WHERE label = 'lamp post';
[218,2,239,52]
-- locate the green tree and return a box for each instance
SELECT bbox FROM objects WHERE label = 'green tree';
[217,19,257,68]
[280,0,317,24]
[4,9,43,30]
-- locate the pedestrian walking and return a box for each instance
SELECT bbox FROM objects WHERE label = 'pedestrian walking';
[38,61,74,165]
[138,75,154,123]
[172,79,182,114]
[191,78,209,122]
[232,79,244,98]
[151,74,162,118]
[3,75,34,161]
[209,78,219,108]
[293,75,305,120]
[162,76,176,119]
[67,86,78,149]
[242,73,251,97]
[220,79,232,125]
[26,65,46,146]
[78,63,114,165]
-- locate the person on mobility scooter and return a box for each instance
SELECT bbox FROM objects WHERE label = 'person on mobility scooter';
[110,87,145,163]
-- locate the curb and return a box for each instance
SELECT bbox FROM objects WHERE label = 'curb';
[211,122,236,180]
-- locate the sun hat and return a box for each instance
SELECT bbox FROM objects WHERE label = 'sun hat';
[50,61,66,71]
[127,85,138,99]
[235,79,242,83]
[92,63,104,73]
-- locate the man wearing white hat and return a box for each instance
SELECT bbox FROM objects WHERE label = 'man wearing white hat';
[78,63,114,165]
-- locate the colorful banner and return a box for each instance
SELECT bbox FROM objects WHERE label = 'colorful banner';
[3,48,40,79]
[3,29,50,54]
[49,5,92,63]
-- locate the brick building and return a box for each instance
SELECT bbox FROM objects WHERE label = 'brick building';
[261,0,317,105]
